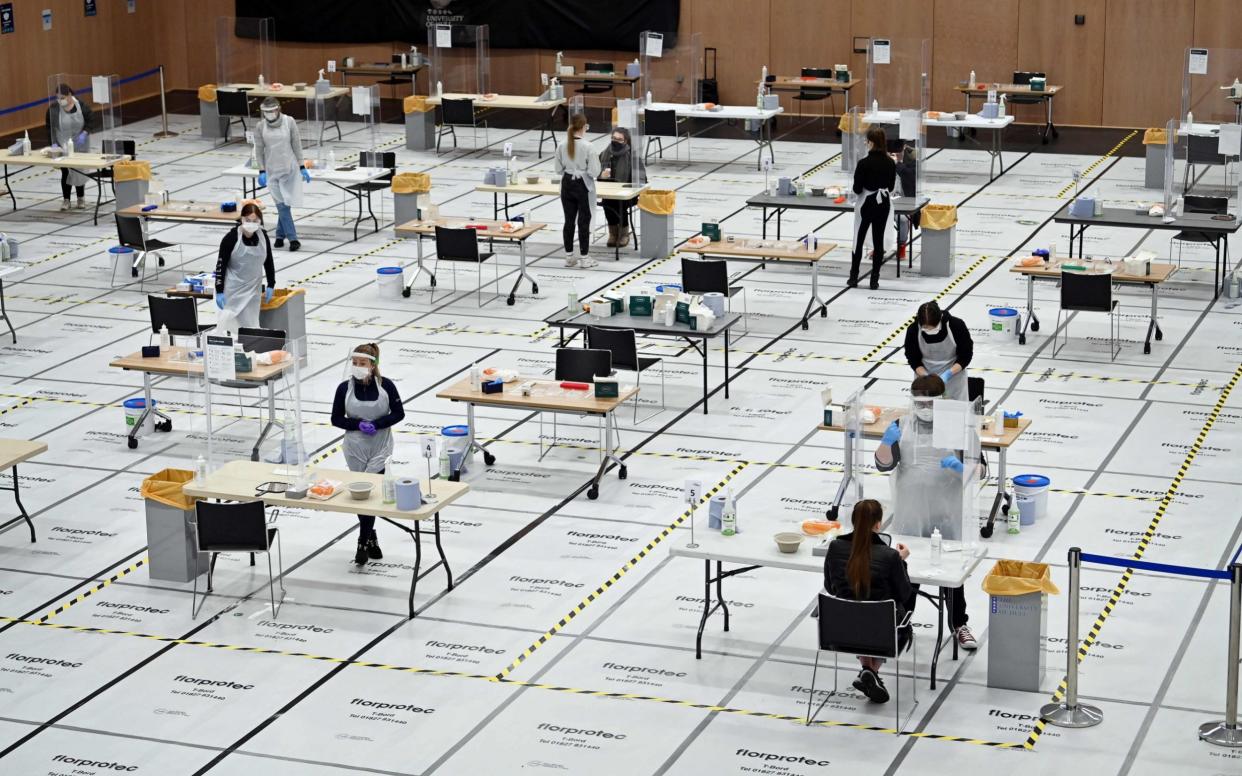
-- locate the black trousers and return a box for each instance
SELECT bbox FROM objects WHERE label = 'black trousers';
[850,196,890,283]
[357,467,382,539]
[602,199,630,227]
[60,169,85,200]
[560,174,592,255]
[911,584,968,630]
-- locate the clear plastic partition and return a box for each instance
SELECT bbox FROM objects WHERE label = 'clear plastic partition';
[1180,47,1242,126]
[46,74,124,151]
[427,24,490,97]
[865,38,931,114]
[350,85,381,155]
[1168,112,1242,204]
[640,30,702,104]
[614,98,646,187]
[890,398,980,551]
[216,16,274,87]
[841,106,867,174]
[840,387,866,505]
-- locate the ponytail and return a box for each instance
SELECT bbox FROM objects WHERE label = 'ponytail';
[565,113,587,160]
[845,499,884,596]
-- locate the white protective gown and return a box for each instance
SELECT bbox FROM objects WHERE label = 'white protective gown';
[889,413,966,541]
[254,114,304,207]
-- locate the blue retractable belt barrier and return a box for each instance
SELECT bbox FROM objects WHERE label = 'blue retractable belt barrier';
[1080,552,1231,580]
[0,67,161,118]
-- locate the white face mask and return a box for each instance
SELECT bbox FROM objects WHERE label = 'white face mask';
[240,221,261,235]
[59,98,72,110]
[262,110,280,125]
[350,365,371,381]
[914,406,934,422]
[922,325,940,336]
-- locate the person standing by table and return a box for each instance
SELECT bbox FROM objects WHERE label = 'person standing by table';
[598,126,639,248]
[894,143,918,261]
[825,499,916,704]
[331,343,405,566]
[849,126,896,290]
[254,97,311,252]
[45,84,93,212]
[214,203,276,329]
[554,113,601,269]
[903,300,973,401]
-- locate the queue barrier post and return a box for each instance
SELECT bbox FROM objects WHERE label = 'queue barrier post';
[1040,546,1104,728]
[153,65,178,139]
[1199,562,1242,747]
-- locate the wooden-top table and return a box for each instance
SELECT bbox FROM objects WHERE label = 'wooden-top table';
[0,439,48,543]
[337,62,424,95]
[954,83,1063,142]
[436,376,638,501]
[427,93,567,157]
[109,347,291,454]
[118,201,243,225]
[554,71,641,100]
[219,82,348,101]
[758,76,862,112]
[0,149,129,224]
[681,238,838,330]
[1010,258,1178,353]
[184,459,468,617]
[393,218,547,304]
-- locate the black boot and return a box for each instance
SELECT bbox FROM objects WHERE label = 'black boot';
[366,536,383,560]
[869,251,881,290]
[274,237,285,248]
[289,240,301,252]
[354,538,368,565]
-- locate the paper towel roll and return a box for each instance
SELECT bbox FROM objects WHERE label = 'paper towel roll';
[395,478,422,511]
[701,292,726,318]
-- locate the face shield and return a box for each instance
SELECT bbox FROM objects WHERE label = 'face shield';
[343,348,377,384]
[260,99,282,125]
[912,395,935,423]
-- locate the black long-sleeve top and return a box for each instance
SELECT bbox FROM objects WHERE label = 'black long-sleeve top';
[903,313,973,371]
[331,377,404,432]
[825,532,915,620]
[216,228,276,293]
[852,148,896,195]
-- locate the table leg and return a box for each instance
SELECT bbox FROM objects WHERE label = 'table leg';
[93,174,103,225]
[802,261,827,330]
[984,446,1011,536]
[695,559,713,659]
[10,464,34,543]
[365,189,378,234]
[1019,273,1038,345]
[409,519,423,618]
[250,382,278,461]
[929,586,947,690]
[432,511,453,590]
[507,237,537,305]
[2,165,15,211]
[776,208,782,240]
[0,279,14,344]
[1144,282,1163,354]
[723,329,730,400]
[701,338,709,415]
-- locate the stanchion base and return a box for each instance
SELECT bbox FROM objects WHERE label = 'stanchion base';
[1199,721,1242,747]
[1040,702,1103,728]
[152,131,179,138]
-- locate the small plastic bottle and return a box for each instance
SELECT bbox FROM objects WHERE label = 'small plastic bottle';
[436,81,443,98]
[159,324,171,349]
[1008,506,1021,535]
[469,364,481,391]
[646,90,653,106]
[438,445,451,479]
[969,70,975,87]
[66,138,74,157]
[721,489,737,536]
[929,527,942,566]
[381,456,396,503]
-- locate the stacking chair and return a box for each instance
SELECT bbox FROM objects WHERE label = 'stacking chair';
[793,67,835,129]
[643,109,691,164]
[681,256,747,335]
[216,89,253,142]
[1181,138,1233,195]
[806,592,918,732]
[190,500,284,619]
[148,295,213,346]
[586,326,665,423]
[1052,271,1120,361]
[542,348,613,459]
[98,139,136,193]
[221,327,286,438]
[1169,194,1228,267]
[115,214,179,289]
[348,150,397,238]
[437,98,488,152]
[432,226,498,306]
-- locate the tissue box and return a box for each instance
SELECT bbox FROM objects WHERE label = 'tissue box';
[763,94,781,110]
[602,294,624,314]
[701,221,721,241]
[625,62,641,78]
[482,379,504,394]
[629,295,653,316]
[594,377,619,398]
[1029,77,1045,92]
[234,352,253,373]
[980,102,1000,119]
[6,141,23,156]
[1069,197,1096,218]
[314,79,332,97]
[835,68,850,83]
[675,301,692,325]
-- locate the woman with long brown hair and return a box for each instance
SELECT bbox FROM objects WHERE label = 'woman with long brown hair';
[553,112,601,268]
[849,125,896,289]
[824,499,915,704]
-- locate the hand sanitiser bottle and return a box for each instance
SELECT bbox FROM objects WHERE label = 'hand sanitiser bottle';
[929,527,942,566]
[721,488,737,536]
[438,445,451,479]
[382,457,396,504]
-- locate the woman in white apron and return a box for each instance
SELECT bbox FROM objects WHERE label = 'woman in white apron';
[254,98,309,252]
[330,343,406,565]
[45,83,93,211]
[214,203,275,329]
[849,126,896,290]
[554,112,601,268]
[904,300,973,401]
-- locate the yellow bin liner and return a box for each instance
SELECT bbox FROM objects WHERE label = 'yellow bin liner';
[392,172,431,194]
[982,560,1060,596]
[638,189,675,215]
[1143,128,1167,145]
[404,95,433,114]
[922,204,957,231]
[261,287,305,311]
[838,113,870,133]
[113,160,150,182]
[141,468,197,510]
[198,84,217,103]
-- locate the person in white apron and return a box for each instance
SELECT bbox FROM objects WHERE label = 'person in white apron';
[214,203,275,329]
[45,84,93,211]
[849,126,896,289]
[330,343,406,565]
[554,113,601,268]
[254,98,309,252]
[874,374,978,652]
[904,300,973,401]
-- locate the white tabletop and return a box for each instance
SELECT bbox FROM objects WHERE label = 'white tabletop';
[0,264,23,280]
[1177,122,1224,138]
[643,102,783,121]
[865,110,1015,129]
[223,164,390,184]
[670,528,987,589]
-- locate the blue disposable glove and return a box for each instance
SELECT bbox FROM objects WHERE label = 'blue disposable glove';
[358,421,376,436]
[881,420,902,447]
[257,171,268,188]
[214,292,226,309]
[300,168,311,183]
[939,368,954,383]
[940,455,964,473]
[264,287,274,303]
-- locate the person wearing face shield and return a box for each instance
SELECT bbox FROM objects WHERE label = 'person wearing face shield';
[253,97,310,252]
[873,374,978,652]
[45,84,93,211]
[903,300,972,401]
[330,343,405,565]
[597,126,640,248]
[214,203,275,329]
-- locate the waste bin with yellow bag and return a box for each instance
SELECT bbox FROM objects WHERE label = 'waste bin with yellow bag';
[142,469,208,583]
[1143,127,1167,190]
[920,204,957,277]
[984,560,1060,691]
[404,96,436,151]
[639,190,675,259]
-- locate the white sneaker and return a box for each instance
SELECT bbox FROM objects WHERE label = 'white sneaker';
[578,257,598,268]
[564,254,578,268]
[59,199,71,212]
[74,197,85,210]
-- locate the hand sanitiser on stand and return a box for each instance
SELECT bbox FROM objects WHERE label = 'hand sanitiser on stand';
[721,488,737,536]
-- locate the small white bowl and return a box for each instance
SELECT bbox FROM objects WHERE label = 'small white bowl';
[347,481,373,500]
[774,532,804,554]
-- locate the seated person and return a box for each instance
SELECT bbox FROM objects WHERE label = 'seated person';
[824,499,915,704]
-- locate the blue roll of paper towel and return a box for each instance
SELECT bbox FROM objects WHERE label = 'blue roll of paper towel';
[395,478,423,511]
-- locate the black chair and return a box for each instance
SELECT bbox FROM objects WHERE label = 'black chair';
[1170,194,1228,267]
[586,326,665,423]
[577,61,617,110]
[237,326,286,353]
[541,347,614,456]
[347,150,396,239]
[644,109,691,164]
[1182,137,1233,195]
[1053,271,1120,361]
[148,295,214,343]
[433,226,497,306]
[115,214,180,289]
[190,501,284,619]
[681,257,747,333]
[215,89,253,142]
[98,139,136,192]
[437,98,488,152]
[793,67,835,129]
[806,592,917,731]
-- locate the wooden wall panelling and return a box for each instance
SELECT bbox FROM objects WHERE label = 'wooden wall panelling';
[1187,0,1242,123]
[931,0,1018,111]
[1101,0,1194,127]
[687,0,771,106]
[1015,0,1105,127]
[850,0,934,110]
[767,0,852,116]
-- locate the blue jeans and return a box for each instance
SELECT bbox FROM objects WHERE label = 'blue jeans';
[274,202,297,240]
